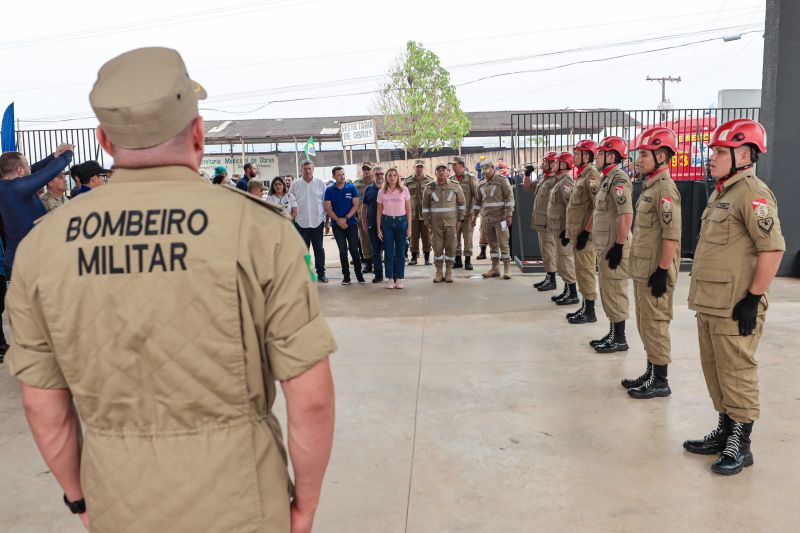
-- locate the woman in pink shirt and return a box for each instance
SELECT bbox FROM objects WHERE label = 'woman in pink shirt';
[377,167,412,289]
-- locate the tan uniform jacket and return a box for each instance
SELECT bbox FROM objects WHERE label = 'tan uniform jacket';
[405,175,434,220]
[474,175,514,222]
[423,180,466,226]
[592,165,633,253]
[6,166,337,533]
[629,168,682,284]
[353,177,374,201]
[688,168,785,318]
[546,171,575,234]
[40,190,66,212]
[565,165,600,240]
[453,172,479,215]
[532,172,556,230]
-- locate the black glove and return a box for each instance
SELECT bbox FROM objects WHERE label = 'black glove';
[559,230,569,247]
[648,267,669,298]
[605,243,624,269]
[576,230,590,250]
[524,164,535,177]
[732,291,762,336]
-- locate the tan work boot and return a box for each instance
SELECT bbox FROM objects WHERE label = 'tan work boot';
[503,261,512,279]
[433,262,444,283]
[483,259,500,278]
[445,263,454,283]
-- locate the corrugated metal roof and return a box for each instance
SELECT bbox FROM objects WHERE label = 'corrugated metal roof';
[203,109,640,143]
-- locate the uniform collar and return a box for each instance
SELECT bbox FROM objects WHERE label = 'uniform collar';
[601,164,620,177]
[716,167,755,195]
[576,164,587,177]
[110,165,206,184]
[542,170,554,179]
[643,167,670,189]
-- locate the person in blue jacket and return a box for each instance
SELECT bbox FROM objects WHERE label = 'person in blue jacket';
[0,144,74,278]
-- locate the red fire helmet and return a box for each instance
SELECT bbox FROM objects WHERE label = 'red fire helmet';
[709,119,767,153]
[573,139,599,156]
[598,135,628,159]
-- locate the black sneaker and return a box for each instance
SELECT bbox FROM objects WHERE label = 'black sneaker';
[372,275,384,283]
[342,277,352,285]
[356,275,366,284]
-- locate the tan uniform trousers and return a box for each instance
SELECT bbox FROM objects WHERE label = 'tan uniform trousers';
[597,246,630,323]
[486,220,511,262]
[432,222,457,263]
[536,229,557,273]
[573,239,597,301]
[549,228,575,283]
[456,214,474,257]
[479,215,488,246]
[410,219,431,255]
[633,281,673,366]
[697,311,763,423]
[358,222,372,260]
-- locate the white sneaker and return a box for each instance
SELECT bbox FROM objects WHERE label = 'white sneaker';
[385,279,395,289]
[395,279,404,289]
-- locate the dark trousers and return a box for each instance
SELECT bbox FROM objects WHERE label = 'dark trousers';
[381,215,408,280]
[0,275,6,344]
[332,224,362,278]
[368,225,384,278]
[295,222,326,277]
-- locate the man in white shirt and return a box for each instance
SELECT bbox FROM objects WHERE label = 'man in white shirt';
[290,159,330,283]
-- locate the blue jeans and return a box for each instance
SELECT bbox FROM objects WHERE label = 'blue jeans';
[368,224,384,278]
[381,215,408,280]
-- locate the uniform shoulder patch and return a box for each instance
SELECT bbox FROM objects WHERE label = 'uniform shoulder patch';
[661,196,673,211]
[758,217,774,235]
[751,198,769,218]
[663,211,673,224]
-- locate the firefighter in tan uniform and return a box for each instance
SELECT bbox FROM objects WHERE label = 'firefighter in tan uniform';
[423,162,466,283]
[589,136,633,353]
[406,160,434,265]
[6,48,337,532]
[353,161,375,273]
[474,159,515,279]
[683,119,784,476]
[450,156,479,271]
[564,140,601,325]
[623,127,682,399]
[526,151,559,290]
[547,152,578,305]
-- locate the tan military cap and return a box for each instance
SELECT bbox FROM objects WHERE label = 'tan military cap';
[435,162,448,169]
[414,159,425,167]
[480,159,495,169]
[450,156,465,165]
[361,161,374,170]
[90,47,207,149]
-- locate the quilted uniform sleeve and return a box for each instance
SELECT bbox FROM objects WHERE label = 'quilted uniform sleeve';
[248,204,337,381]
[6,231,68,389]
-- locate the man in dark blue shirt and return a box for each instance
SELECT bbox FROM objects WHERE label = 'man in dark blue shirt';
[72,160,110,196]
[236,163,257,191]
[360,165,385,283]
[323,166,364,285]
[0,145,73,277]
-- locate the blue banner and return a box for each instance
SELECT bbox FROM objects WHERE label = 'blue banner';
[2,103,16,152]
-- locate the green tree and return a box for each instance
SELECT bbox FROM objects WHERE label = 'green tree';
[376,41,471,158]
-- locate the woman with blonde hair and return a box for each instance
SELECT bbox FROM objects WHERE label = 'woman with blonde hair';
[377,167,411,289]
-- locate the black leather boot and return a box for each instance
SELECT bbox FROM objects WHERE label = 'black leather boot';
[424,252,432,266]
[589,321,613,347]
[476,246,487,260]
[550,283,568,301]
[628,364,671,398]
[556,283,580,305]
[464,257,473,270]
[621,361,652,389]
[534,273,550,288]
[408,254,418,266]
[537,273,557,291]
[711,422,754,476]
[683,413,733,455]
[569,299,597,324]
[566,299,585,320]
[594,321,629,353]
[453,256,463,269]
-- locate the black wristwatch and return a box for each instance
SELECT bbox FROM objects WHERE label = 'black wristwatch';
[63,494,86,514]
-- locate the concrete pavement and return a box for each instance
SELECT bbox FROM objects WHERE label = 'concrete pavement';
[2,247,799,532]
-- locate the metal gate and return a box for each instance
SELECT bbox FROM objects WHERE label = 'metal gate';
[510,107,760,267]
[15,128,107,168]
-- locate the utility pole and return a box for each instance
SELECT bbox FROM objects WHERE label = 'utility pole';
[647,76,681,120]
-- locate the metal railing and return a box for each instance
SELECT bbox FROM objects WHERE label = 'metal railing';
[15,128,106,168]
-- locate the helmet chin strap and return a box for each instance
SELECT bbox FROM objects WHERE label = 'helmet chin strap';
[717,147,755,191]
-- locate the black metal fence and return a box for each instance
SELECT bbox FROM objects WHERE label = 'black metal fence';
[510,107,760,265]
[15,128,106,168]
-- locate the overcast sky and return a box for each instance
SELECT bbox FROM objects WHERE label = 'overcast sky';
[2,0,765,130]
